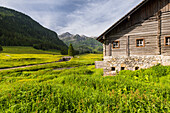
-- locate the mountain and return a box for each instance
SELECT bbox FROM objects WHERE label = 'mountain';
[59,32,74,39]
[59,32,103,54]
[0,7,68,53]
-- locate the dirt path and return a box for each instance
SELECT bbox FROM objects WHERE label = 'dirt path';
[54,67,76,70]
[0,59,70,71]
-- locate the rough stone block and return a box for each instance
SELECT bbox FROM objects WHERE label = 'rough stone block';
[102,55,170,76]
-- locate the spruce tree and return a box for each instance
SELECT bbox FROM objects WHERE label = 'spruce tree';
[68,44,74,57]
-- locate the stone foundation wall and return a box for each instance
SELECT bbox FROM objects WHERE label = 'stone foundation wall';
[104,55,170,76]
[95,61,104,69]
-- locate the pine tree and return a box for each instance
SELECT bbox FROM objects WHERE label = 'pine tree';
[68,44,74,57]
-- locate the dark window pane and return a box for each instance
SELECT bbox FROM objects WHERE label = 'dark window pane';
[111,67,115,71]
[136,39,144,47]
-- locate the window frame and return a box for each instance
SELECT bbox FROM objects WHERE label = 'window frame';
[112,41,120,49]
[111,67,116,71]
[135,67,139,70]
[121,67,125,70]
[136,38,145,47]
[164,36,170,46]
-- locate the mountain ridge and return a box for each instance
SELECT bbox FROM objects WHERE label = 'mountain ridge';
[59,32,102,54]
[0,6,68,53]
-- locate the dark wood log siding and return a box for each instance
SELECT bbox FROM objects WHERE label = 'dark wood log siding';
[126,36,130,56]
[129,36,157,55]
[161,11,170,56]
[104,0,170,56]
[105,40,110,56]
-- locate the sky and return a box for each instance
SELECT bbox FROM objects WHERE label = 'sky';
[0,0,143,37]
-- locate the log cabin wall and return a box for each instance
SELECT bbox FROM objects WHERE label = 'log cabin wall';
[161,12,170,55]
[99,0,170,76]
[104,0,170,57]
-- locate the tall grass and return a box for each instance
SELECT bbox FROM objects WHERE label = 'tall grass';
[0,65,169,112]
[0,46,64,68]
[0,54,103,73]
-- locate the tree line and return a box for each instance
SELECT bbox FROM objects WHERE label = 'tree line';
[0,7,68,54]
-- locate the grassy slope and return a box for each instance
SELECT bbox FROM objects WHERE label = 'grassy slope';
[0,7,68,51]
[0,53,103,72]
[0,64,169,112]
[2,46,61,54]
[62,37,103,54]
[0,51,169,112]
[0,46,63,68]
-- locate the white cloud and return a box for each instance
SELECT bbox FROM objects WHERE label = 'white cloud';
[0,0,143,36]
[58,0,143,36]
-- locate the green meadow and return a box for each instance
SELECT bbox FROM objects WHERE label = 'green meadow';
[2,46,61,54]
[0,47,169,112]
[0,46,63,68]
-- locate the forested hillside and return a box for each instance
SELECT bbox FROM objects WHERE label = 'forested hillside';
[0,7,68,52]
[59,32,103,54]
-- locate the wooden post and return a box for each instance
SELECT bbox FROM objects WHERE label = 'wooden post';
[126,36,130,56]
[110,42,112,56]
[157,11,161,55]
[107,40,110,56]
[103,36,106,56]
[108,43,112,56]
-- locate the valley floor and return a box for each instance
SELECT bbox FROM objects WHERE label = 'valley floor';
[0,47,169,112]
[0,58,68,71]
[0,46,64,69]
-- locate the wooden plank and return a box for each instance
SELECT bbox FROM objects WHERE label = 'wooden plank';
[103,36,106,56]
[165,0,169,11]
[108,43,111,56]
[161,0,166,12]
[169,0,170,11]
[126,36,130,56]
[157,11,162,55]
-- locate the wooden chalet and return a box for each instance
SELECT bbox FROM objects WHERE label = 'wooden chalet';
[96,0,170,76]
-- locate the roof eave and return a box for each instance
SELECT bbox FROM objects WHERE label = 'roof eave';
[96,0,149,43]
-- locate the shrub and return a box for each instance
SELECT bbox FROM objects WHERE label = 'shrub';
[61,49,68,55]
[151,64,168,77]
[0,45,3,51]
[33,43,48,50]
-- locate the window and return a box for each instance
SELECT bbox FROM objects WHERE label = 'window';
[135,67,139,70]
[165,37,170,46]
[136,39,144,47]
[121,67,125,70]
[112,41,120,48]
[111,67,116,71]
